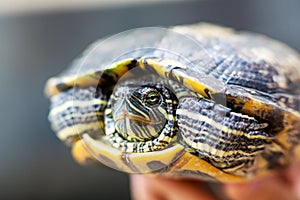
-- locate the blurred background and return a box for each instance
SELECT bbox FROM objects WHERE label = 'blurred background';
[0,0,299,199]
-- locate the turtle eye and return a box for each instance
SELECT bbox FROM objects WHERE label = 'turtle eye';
[144,90,161,106]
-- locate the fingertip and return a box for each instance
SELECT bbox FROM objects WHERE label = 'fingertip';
[284,162,300,199]
[130,175,217,200]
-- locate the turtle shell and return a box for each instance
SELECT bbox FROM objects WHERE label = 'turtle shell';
[45,23,300,182]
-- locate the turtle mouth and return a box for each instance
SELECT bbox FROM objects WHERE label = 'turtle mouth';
[114,112,161,125]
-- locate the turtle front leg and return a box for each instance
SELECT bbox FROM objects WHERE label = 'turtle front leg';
[176,97,273,176]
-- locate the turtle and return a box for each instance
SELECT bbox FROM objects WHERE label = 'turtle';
[45,23,300,183]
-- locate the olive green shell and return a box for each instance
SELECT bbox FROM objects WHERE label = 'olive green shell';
[45,23,300,183]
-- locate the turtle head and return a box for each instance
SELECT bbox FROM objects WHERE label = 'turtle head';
[109,81,169,142]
